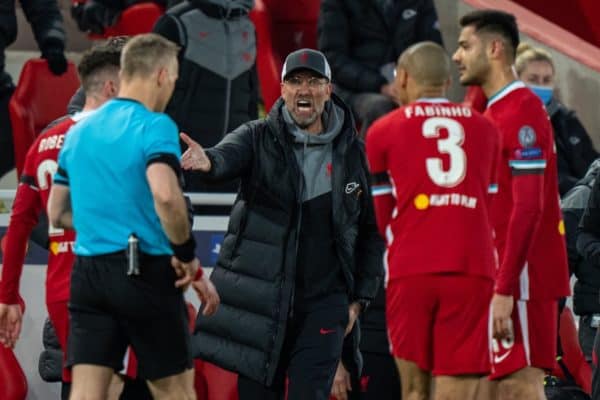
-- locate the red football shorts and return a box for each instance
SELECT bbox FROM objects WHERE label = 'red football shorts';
[489,299,558,380]
[386,274,493,376]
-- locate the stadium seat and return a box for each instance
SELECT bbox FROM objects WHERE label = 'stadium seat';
[9,59,79,178]
[557,306,592,394]
[89,2,165,39]
[203,362,238,400]
[249,0,321,111]
[0,347,27,400]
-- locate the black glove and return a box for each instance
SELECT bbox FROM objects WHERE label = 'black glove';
[71,0,120,35]
[41,46,67,76]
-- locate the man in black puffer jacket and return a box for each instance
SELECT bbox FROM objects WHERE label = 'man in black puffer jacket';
[562,159,600,366]
[318,0,442,137]
[182,48,383,400]
[0,0,67,179]
[576,160,600,399]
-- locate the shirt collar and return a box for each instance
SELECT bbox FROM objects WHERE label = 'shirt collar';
[486,80,526,108]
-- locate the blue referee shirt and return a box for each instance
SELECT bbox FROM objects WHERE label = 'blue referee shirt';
[54,98,181,256]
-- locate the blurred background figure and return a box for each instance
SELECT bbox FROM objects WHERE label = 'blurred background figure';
[318,0,443,137]
[153,0,257,214]
[70,0,167,35]
[0,0,67,180]
[516,42,598,196]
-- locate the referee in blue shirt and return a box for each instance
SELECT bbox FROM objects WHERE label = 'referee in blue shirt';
[48,33,220,400]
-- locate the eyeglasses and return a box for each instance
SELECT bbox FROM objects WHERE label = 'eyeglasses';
[284,76,328,88]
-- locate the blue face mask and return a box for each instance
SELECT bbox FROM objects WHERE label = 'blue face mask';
[528,85,554,105]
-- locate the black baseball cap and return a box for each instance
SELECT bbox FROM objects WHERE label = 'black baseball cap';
[281,48,332,82]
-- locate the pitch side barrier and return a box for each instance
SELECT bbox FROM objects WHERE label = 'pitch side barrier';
[0,190,234,267]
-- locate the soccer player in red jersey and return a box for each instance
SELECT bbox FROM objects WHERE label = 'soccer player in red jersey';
[0,43,123,399]
[366,41,501,400]
[453,10,571,399]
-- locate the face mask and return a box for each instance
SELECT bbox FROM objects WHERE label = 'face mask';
[528,84,554,105]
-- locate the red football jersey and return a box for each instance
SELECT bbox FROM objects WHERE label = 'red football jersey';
[484,81,570,300]
[0,116,79,305]
[366,99,500,281]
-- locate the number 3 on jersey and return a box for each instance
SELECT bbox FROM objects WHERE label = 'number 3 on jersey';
[37,159,64,236]
[422,117,466,188]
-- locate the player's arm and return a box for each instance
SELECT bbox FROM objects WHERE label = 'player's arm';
[365,121,394,238]
[0,177,43,305]
[495,151,545,296]
[0,157,43,348]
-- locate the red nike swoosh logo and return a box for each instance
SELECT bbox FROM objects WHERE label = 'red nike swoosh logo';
[320,328,335,335]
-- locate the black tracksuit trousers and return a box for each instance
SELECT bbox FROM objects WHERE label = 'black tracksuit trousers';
[238,294,348,400]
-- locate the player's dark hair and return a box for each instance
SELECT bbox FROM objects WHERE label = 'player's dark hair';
[77,44,121,94]
[460,10,519,60]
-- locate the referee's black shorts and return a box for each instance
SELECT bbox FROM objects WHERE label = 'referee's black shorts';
[67,252,192,380]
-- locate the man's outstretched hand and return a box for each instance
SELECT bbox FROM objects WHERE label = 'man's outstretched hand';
[180,133,211,172]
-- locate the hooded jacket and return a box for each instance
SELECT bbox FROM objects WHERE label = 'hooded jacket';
[153,0,258,193]
[192,94,383,385]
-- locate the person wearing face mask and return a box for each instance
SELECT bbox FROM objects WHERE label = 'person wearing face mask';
[516,43,598,196]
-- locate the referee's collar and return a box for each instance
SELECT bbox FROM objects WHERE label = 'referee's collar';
[114,97,145,107]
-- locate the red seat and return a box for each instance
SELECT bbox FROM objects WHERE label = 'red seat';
[89,2,165,39]
[250,0,321,111]
[203,362,238,400]
[0,347,27,400]
[9,59,80,178]
[556,306,592,394]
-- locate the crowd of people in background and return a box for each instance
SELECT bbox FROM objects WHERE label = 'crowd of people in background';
[0,1,599,400]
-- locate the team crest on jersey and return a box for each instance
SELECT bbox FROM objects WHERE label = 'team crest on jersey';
[518,125,536,148]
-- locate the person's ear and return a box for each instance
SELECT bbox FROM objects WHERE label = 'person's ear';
[157,67,168,87]
[399,68,409,89]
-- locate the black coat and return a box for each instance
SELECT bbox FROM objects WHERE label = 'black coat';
[549,99,599,196]
[0,0,65,87]
[317,0,442,96]
[577,163,600,309]
[192,95,384,385]
[563,160,600,314]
